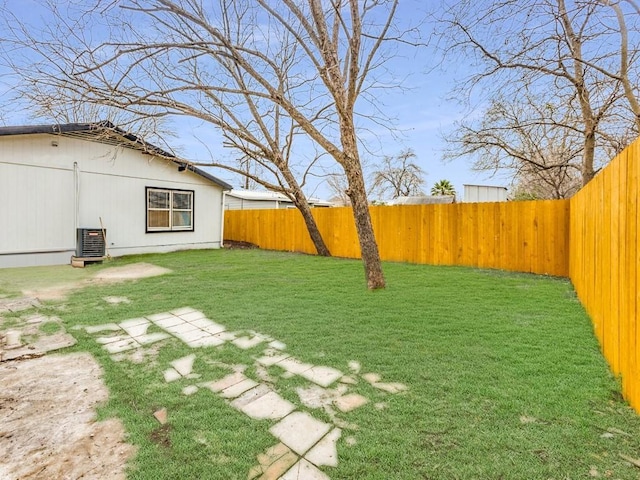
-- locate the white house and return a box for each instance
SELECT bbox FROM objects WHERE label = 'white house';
[224,189,333,210]
[0,121,232,268]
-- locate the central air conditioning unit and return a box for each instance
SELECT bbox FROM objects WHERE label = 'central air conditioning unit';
[76,228,106,257]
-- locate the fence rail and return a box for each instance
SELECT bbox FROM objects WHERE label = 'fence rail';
[224,138,639,411]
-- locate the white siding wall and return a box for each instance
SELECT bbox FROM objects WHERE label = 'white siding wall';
[0,134,225,267]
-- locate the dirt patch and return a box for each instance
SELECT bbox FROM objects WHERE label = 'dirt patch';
[149,424,172,449]
[22,262,172,301]
[223,240,258,249]
[90,263,172,282]
[0,353,136,480]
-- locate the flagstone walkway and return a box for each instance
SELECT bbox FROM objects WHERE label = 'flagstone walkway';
[84,307,408,479]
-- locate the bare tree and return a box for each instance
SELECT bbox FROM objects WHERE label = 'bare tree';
[446,91,601,198]
[371,149,425,199]
[236,155,262,191]
[1,0,419,288]
[598,0,640,130]
[326,173,351,206]
[437,0,640,188]
[509,162,582,200]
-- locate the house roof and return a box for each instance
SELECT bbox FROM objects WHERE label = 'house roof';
[227,189,334,207]
[226,189,292,202]
[463,184,508,190]
[388,195,455,205]
[0,121,232,190]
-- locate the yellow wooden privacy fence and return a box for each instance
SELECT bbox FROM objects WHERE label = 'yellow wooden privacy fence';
[224,200,571,276]
[224,139,639,411]
[570,141,639,411]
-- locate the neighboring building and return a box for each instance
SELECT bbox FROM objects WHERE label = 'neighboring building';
[224,189,333,210]
[463,184,508,203]
[0,121,232,268]
[387,195,455,206]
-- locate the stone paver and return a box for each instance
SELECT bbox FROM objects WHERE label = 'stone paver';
[230,384,272,409]
[276,357,313,375]
[96,334,128,345]
[362,372,381,384]
[220,378,259,399]
[202,372,246,392]
[0,297,41,312]
[153,407,168,424]
[179,311,206,322]
[153,316,184,329]
[300,365,343,388]
[170,307,196,316]
[268,340,286,350]
[165,322,200,335]
[249,448,298,480]
[171,354,196,376]
[270,412,331,455]
[348,361,361,373]
[202,323,227,335]
[296,385,337,410]
[280,459,330,480]
[163,368,182,382]
[334,393,368,413]
[147,312,176,322]
[104,338,139,354]
[182,385,199,396]
[174,329,211,344]
[306,428,341,467]
[235,391,296,420]
[119,317,148,328]
[249,443,293,480]
[232,335,265,350]
[23,313,47,324]
[256,353,290,367]
[187,317,217,329]
[213,331,237,341]
[119,318,150,338]
[1,332,76,361]
[188,336,225,348]
[339,375,357,385]
[136,332,171,345]
[85,323,120,333]
[372,382,407,394]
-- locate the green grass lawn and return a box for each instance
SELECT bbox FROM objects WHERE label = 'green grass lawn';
[23,249,640,479]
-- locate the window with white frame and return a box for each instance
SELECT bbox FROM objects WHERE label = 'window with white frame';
[146,187,194,232]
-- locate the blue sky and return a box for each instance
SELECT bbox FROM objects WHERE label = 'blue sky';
[0,0,505,200]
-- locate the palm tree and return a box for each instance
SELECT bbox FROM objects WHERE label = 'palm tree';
[431,179,457,198]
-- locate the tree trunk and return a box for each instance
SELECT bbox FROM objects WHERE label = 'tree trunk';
[293,197,331,257]
[344,163,386,289]
[280,165,331,256]
[581,129,596,186]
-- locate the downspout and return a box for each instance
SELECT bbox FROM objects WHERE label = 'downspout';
[73,162,80,229]
[220,190,226,248]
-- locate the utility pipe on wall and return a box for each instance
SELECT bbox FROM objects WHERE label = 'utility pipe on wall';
[73,161,80,230]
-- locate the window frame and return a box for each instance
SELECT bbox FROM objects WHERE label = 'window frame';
[146,186,195,233]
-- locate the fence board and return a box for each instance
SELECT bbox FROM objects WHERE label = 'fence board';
[225,199,571,277]
[570,139,640,412]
